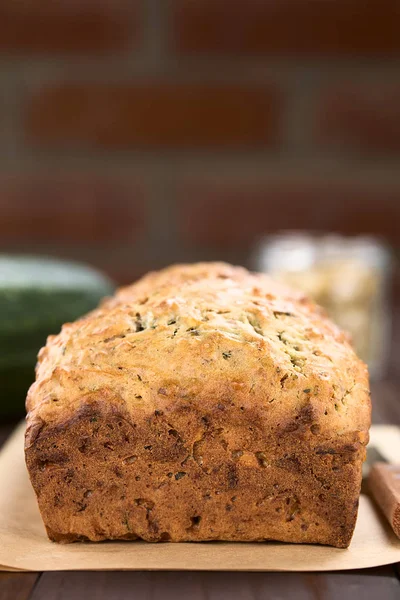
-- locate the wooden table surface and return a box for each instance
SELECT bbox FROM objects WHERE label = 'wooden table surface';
[1,319,399,599]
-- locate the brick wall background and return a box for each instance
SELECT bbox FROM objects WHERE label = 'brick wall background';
[0,1,399,284]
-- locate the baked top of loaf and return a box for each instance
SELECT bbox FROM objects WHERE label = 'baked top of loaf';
[27,262,370,438]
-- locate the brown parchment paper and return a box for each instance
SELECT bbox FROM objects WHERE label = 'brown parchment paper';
[1,423,400,572]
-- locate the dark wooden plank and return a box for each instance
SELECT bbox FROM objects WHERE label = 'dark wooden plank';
[31,571,317,600]
[309,566,400,600]
[28,568,400,600]
[0,572,39,600]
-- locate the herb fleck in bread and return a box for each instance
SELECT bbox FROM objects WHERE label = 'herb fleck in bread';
[25,263,370,547]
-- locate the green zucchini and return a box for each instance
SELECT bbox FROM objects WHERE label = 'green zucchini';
[0,256,115,419]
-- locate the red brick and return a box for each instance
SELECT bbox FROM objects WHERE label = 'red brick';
[0,175,144,243]
[179,181,400,247]
[318,83,400,153]
[173,0,400,56]
[0,2,139,55]
[103,265,149,287]
[24,83,280,150]
[68,253,149,287]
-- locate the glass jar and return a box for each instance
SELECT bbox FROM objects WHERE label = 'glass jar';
[254,233,392,380]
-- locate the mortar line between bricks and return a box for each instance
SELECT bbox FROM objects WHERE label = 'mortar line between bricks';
[0,66,26,160]
[144,0,172,66]
[4,54,400,84]
[282,67,322,154]
[14,143,400,171]
[1,155,400,183]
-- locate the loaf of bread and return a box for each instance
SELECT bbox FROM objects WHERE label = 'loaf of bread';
[25,263,371,548]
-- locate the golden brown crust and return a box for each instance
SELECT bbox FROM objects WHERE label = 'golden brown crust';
[25,262,371,547]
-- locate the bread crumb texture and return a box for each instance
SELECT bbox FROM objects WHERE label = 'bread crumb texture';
[25,262,370,547]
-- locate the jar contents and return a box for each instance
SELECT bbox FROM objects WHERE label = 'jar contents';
[255,234,391,380]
